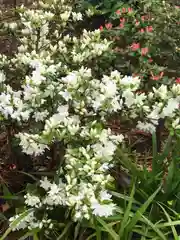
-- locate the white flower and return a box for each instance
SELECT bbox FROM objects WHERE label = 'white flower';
[172,84,180,95]
[172,118,180,129]
[161,98,179,117]
[85,9,94,17]
[20,110,31,121]
[62,73,78,85]
[59,90,72,101]
[40,177,52,191]
[99,129,109,143]
[153,85,168,100]
[100,191,112,201]
[135,93,146,106]
[72,12,82,21]
[0,71,5,83]
[136,121,156,133]
[147,105,161,124]
[17,133,47,156]
[92,141,116,159]
[10,212,36,231]
[22,28,31,35]
[46,105,69,128]
[34,110,49,122]
[48,183,59,195]
[57,105,69,116]
[92,94,106,110]
[27,66,46,85]
[9,22,18,30]
[44,11,54,20]
[102,76,117,97]
[109,134,124,143]
[91,201,116,217]
[24,194,41,207]
[60,11,71,21]
[99,163,113,171]
[122,89,135,107]
[120,76,140,89]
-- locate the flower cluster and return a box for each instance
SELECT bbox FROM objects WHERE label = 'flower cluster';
[101,4,180,86]
[9,211,53,231]
[0,0,179,234]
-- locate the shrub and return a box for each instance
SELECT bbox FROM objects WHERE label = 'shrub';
[0,0,179,239]
[100,0,180,89]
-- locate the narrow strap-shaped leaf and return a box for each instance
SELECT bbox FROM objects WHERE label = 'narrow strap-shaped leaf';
[57,222,72,240]
[158,203,179,240]
[141,215,167,240]
[126,184,162,233]
[119,180,135,237]
[96,216,118,240]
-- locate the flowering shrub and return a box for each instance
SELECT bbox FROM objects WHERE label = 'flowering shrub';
[0,0,180,238]
[100,0,180,88]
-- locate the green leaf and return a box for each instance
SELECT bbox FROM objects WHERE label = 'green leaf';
[57,222,72,240]
[116,149,142,179]
[74,222,81,240]
[128,52,137,57]
[110,191,140,205]
[152,132,158,174]
[2,184,12,197]
[164,160,175,195]
[134,226,156,238]
[0,195,22,200]
[158,135,172,163]
[96,217,118,240]
[18,230,38,240]
[0,212,6,221]
[141,215,167,240]
[33,233,39,240]
[119,180,136,237]
[86,233,96,240]
[126,185,162,233]
[157,220,180,228]
[158,203,179,240]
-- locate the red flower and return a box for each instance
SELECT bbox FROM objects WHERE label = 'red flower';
[128,7,133,13]
[150,71,164,80]
[122,7,126,13]
[146,26,153,32]
[141,47,149,55]
[135,20,140,26]
[160,72,164,78]
[99,25,103,31]
[116,9,121,14]
[139,28,145,33]
[141,16,145,21]
[148,58,153,63]
[120,18,125,23]
[131,42,140,51]
[9,164,16,170]
[105,23,112,29]
[151,76,159,81]
[119,23,124,29]
[175,78,180,84]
